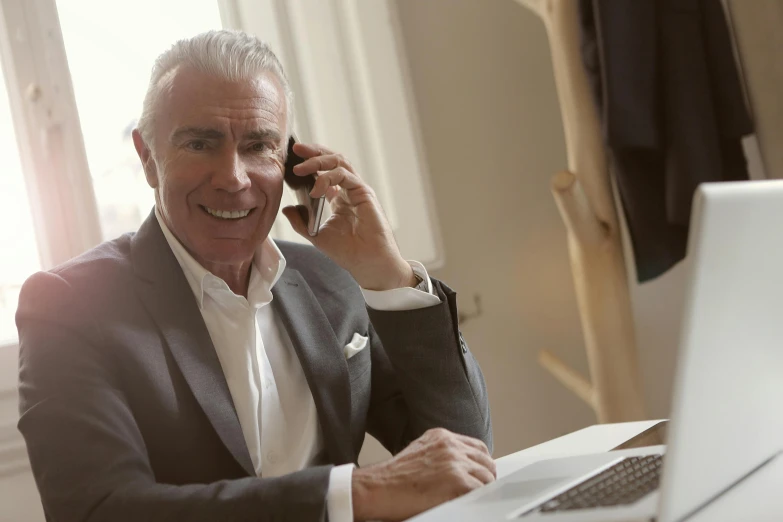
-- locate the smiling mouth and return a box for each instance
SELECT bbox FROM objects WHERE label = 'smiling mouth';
[200,205,255,220]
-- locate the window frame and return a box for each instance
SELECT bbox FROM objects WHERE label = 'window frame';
[0,0,103,270]
[0,0,103,356]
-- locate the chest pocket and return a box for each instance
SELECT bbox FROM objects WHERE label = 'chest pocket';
[345,333,371,384]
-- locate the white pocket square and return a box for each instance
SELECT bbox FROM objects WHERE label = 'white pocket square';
[344,332,368,359]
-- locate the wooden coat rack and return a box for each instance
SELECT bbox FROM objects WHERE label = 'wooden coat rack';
[513,0,646,423]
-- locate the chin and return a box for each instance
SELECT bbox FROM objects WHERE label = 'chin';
[192,238,258,267]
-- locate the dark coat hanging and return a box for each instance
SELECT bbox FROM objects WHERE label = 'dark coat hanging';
[579,0,753,282]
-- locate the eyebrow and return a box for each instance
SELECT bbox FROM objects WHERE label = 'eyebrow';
[244,129,282,143]
[170,126,281,143]
[170,126,225,143]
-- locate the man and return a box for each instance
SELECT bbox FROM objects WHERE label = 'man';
[17,30,492,522]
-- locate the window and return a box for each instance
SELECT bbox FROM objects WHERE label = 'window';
[55,0,224,240]
[0,67,41,344]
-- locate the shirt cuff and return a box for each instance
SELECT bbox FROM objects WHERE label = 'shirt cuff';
[327,464,355,522]
[361,260,441,311]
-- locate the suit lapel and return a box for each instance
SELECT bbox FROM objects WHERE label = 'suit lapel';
[272,268,353,465]
[130,212,255,476]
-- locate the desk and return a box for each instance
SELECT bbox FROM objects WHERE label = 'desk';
[414,420,783,521]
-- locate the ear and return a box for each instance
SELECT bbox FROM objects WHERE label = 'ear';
[132,129,159,189]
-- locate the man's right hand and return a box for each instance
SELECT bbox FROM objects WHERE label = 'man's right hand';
[351,428,496,521]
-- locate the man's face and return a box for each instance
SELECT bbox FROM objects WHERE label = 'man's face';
[135,66,287,269]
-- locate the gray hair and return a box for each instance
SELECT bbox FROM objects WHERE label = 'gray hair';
[136,30,294,153]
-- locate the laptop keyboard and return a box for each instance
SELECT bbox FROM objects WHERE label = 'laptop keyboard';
[525,455,663,515]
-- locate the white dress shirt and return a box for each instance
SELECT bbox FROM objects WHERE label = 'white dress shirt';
[155,210,439,522]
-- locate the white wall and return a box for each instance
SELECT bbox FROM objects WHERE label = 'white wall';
[386,0,597,459]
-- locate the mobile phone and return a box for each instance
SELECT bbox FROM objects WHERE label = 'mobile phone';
[612,420,668,451]
[283,136,325,237]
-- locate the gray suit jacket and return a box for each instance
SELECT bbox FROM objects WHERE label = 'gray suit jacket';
[16,211,492,522]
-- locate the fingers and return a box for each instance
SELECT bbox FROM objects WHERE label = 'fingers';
[458,437,493,465]
[281,206,316,243]
[464,447,497,479]
[288,143,367,199]
[421,428,496,479]
[293,151,356,178]
[325,186,341,203]
[459,473,486,494]
[310,166,369,199]
[292,141,335,158]
[467,462,496,485]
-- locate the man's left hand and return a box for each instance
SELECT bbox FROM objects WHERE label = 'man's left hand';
[281,142,417,291]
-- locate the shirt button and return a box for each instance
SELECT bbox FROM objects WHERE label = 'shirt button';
[267,451,279,464]
[264,381,272,390]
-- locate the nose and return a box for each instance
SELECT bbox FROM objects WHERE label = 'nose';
[211,150,251,193]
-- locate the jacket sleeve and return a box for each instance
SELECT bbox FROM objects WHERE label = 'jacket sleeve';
[16,271,332,522]
[363,278,492,455]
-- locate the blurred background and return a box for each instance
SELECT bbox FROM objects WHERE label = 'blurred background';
[0,0,776,520]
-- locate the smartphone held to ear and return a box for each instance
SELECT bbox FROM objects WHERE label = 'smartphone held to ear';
[284,137,325,237]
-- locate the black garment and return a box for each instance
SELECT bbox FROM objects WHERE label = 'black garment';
[579,0,753,282]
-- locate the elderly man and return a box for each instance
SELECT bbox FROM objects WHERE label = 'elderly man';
[17,30,492,522]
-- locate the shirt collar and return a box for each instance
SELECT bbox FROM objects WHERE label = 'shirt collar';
[155,208,287,309]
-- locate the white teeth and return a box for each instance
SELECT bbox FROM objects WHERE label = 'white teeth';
[204,207,251,219]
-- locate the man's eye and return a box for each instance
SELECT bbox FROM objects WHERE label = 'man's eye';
[250,143,272,153]
[186,141,207,151]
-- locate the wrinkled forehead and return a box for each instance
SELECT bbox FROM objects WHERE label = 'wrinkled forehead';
[155,65,287,144]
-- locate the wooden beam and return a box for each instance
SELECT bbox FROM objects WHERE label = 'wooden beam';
[539,349,595,410]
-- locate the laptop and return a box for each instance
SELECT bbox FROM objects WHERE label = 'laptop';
[412,180,783,522]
